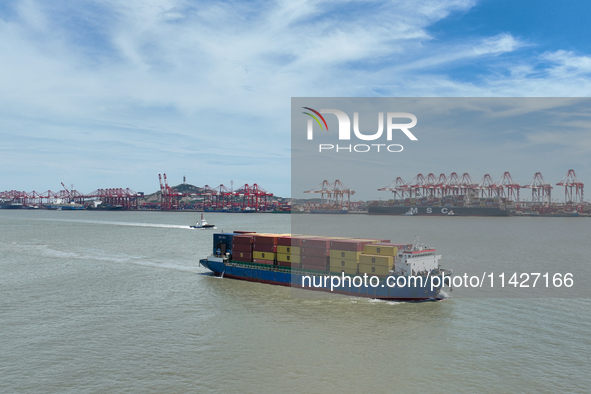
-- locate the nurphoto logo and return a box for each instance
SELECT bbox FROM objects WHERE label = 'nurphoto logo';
[302,107,418,153]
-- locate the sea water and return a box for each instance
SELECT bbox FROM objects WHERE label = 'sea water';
[1,210,589,393]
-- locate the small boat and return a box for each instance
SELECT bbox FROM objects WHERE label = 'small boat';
[447,210,455,216]
[403,209,414,216]
[190,213,216,229]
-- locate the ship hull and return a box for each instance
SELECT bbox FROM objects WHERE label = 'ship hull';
[200,259,443,301]
[46,205,85,210]
[0,203,24,209]
[368,205,508,216]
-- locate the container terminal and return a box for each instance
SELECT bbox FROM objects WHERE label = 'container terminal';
[1,170,589,216]
[297,170,589,217]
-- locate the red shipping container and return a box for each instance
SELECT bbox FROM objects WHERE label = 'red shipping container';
[277,236,293,246]
[253,235,278,244]
[300,247,329,257]
[253,258,274,265]
[330,240,373,251]
[233,234,254,244]
[301,238,331,249]
[234,251,253,262]
[253,243,277,253]
[277,235,316,246]
[300,255,329,265]
[233,243,253,252]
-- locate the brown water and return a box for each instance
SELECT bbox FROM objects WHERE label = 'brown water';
[1,210,589,393]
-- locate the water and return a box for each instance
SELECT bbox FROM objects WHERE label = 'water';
[1,210,589,393]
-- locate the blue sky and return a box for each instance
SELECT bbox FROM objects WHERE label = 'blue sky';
[1,0,591,197]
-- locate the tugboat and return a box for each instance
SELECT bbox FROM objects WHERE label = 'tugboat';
[190,213,216,229]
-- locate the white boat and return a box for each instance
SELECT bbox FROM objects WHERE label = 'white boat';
[403,209,414,216]
[190,213,216,229]
[46,199,85,210]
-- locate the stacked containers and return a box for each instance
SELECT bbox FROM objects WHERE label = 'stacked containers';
[329,239,375,275]
[300,238,332,271]
[252,233,279,265]
[328,238,391,275]
[359,242,400,277]
[232,233,255,262]
[276,236,302,268]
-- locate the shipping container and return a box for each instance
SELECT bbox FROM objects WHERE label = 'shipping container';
[277,235,305,246]
[363,244,398,256]
[300,247,329,257]
[233,251,253,262]
[253,251,276,261]
[277,236,293,246]
[358,263,390,276]
[329,258,359,270]
[329,250,362,260]
[300,255,329,266]
[359,254,394,268]
[232,243,253,252]
[252,234,279,244]
[277,245,290,254]
[301,238,332,249]
[233,234,254,244]
[277,235,316,247]
[252,243,277,253]
[277,245,301,254]
[277,253,301,264]
[329,240,371,251]
[329,267,358,276]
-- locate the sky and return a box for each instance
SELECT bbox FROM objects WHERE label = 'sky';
[1,0,591,198]
[292,97,591,200]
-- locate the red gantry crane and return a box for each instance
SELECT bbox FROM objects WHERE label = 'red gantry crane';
[557,169,584,212]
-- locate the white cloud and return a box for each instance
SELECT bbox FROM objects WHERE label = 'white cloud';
[1,0,591,195]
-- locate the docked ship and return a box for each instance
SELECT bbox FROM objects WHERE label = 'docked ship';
[368,193,511,217]
[46,200,85,210]
[0,201,24,209]
[199,232,451,301]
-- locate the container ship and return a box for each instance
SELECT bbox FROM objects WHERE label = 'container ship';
[368,194,510,216]
[0,201,24,209]
[199,232,451,301]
